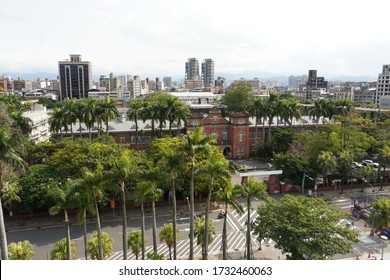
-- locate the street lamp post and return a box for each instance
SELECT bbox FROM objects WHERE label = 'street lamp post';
[301,173,314,194]
[380,235,388,260]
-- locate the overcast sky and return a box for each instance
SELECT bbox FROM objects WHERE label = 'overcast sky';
[1,0,389,79]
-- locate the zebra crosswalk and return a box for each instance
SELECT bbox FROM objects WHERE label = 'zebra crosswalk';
[102,207,273,260]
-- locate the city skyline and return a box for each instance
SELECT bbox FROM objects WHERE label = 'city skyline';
[1,0,390,79]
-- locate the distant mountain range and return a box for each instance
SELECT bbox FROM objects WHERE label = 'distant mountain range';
[2,71,377,86]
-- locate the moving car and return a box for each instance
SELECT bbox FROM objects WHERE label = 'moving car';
[362,160,380,168]
[352,162,363,169]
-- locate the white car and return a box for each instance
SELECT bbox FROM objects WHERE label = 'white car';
[362,159,380,168]
[352,162,363,169]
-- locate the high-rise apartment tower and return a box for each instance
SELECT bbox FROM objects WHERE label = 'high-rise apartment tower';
[201,59,214,88]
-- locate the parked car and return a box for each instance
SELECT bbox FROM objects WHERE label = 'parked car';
[352,162,363,169]
[362,160,380,168]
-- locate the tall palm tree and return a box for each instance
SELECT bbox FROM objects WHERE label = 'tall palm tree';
[127,100,143,149]
[83,98,98,141]
[215,183,243,260]
[139,165,166,254]
[240,178,268,260]
[196,156,230,260]
[378,145,390,190]
[180,126,214,260]
[48,179,78,260]
[74,166,109,260]
[317,151,337,187]
[265,92,279,143]
[160,148,185,260]
[63,100,78,140]
[110,149,133,260]
[159,223,179,260]
[49,107,66,140]
[10,111,33,134]
[337,150,353,193]
[99,97,119,135]
[134,183,148,260]
[247,97,266,145]
[0,126,28,260]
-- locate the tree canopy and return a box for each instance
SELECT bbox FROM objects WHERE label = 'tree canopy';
[254,194,358,260]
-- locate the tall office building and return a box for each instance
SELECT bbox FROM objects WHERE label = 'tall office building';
[306,70,328,99]
[58,54,92,100]
[185,58,199,81]
[375,64,390,106]
[201,59,214,88]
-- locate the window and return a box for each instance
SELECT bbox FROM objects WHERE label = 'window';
[120,136,126,144]
[238,118,244,124]
[191,120,199,126]
[131,137,135,144]
[222,131,227,140]
[239,132,244,142]
[213,116,217,122]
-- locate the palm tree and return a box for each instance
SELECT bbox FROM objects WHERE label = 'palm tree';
[110,149,133,260]
[317,151,337,187]
[194,215,216,258]
[74,166,109,260]
[50,238,76,260]
[127,100,143,149]
[48,179,78,260]
[160,148,185,260]
[74,101,86,138]
[10,111,33,134]
[378,146,390,190]
[83,98,98,141]
[369,197,390,231]
[159,223,179,260]
[87,231,113,260]
[215,183,243,260]
[0,126,28,260]
[240,178,268,260]
[166,97,189,135]
[180,126,214,260]
[196,156,230,260]
[63,100,78,140]
[139,165,166,254]
[134,183,148,260]
[127,230,144,260]
[337,150,353,193]
[265,92,279,143]
[247,97,266,145]
[49,107,66,140]
[99,97,119,135]
[7,240,35,260]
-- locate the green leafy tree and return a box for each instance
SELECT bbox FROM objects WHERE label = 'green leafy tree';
[247,97,266,144]
[8,240,35,260]
[337,150,353,192]
[87,231,113,260]
[220,81,253,112]
[254,194,358,260]
[159,223,179,260]
[50,238,76,260]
